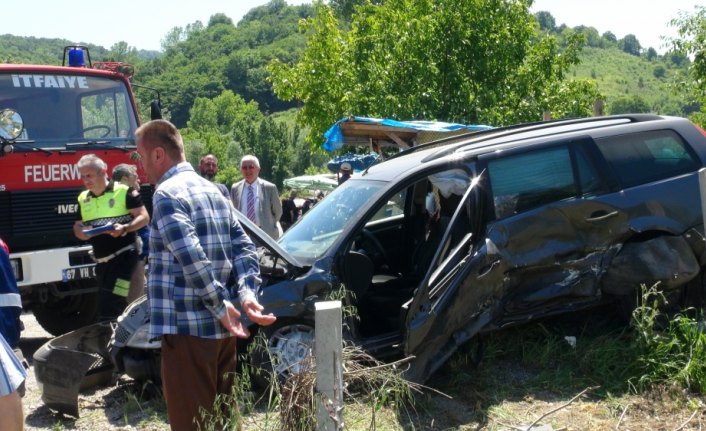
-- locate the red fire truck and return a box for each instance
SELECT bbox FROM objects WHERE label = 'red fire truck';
[0,46,160,335]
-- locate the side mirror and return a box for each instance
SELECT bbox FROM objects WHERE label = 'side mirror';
[150,100,162,120]
[0,109,24,141]
[0,109,23,154]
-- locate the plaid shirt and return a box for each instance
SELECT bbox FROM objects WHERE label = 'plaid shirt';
[148,162,259,339]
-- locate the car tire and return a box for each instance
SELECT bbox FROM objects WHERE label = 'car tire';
[246,320,315,390]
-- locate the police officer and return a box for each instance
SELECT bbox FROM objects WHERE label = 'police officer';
[112,163,150,303]
[73,154,149,321]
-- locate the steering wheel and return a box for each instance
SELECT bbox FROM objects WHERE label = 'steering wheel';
[82,125,111,138]
[359,228,391,270]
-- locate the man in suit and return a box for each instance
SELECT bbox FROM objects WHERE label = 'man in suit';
[231,155,283,239]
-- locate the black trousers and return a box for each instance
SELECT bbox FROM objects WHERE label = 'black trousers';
[95,249,137,321]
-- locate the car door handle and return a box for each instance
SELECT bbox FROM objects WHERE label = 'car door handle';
[585,210,618,222]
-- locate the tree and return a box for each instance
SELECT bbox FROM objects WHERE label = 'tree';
[208,13,234,27]
[619,34,641,56]
[667,5,706,126]
[602,31,617,44]
[535,11,556,32]
[609,95,650,114]
[653,65,666,78]
[269,0,601,149]
[330,0,384,20]
[574,25,601,47]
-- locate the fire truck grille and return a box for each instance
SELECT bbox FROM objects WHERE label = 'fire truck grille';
[0,188,84,253]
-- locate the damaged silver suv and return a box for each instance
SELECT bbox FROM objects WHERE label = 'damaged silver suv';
[247,114,706,384]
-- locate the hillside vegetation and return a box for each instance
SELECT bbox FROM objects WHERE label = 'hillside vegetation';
[572,47,689,116]
[0,1,695,186]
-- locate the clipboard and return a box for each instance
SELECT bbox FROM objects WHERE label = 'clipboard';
[82,224,115,236]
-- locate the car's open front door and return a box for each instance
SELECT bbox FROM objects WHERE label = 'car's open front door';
[402,171,488,383]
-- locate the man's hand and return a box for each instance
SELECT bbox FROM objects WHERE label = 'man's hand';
[242,298,277,326]
[73,221,89,241]
[219,300,250,338]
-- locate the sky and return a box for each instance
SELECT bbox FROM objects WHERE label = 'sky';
[3,0,309,52]
[530,0,700,53]
[2,0,701,54]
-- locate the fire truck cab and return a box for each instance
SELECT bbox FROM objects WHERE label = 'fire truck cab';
[0,46,159,335]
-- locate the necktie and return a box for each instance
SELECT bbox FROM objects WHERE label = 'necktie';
[246,185,256,223]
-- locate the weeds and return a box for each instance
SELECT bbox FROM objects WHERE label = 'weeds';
[629,284,706,393]
[139,282,706,429]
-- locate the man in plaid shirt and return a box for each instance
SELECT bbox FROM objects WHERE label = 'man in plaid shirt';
[135,119,276,431]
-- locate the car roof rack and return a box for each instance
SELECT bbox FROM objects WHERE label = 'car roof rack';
[418,114,666,163]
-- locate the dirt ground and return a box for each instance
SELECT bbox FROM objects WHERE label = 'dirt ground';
[18,312,169,431]
[17,311,706,430]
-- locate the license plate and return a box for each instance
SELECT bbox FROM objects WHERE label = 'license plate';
[62,265,96,282]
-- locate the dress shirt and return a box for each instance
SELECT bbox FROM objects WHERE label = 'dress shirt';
[148,162,259,340]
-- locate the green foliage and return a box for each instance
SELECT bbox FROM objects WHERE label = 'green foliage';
[629,286,706,393]
[620,34,642,56]
[571,47,685,115]
[610,95,651,114]
[667,5,706,127]
[134,1,312,128]
[270,0,601,150]
[181,90,312,189]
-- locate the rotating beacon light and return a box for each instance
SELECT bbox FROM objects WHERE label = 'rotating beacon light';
[68,47,86,67]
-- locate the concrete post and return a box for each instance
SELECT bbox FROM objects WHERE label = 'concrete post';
[315,301,343,431]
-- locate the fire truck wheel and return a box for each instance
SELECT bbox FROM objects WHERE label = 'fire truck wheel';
[33,291,99,336]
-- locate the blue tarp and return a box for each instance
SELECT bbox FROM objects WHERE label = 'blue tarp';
[322,116,493,152]
[327,152,379,173]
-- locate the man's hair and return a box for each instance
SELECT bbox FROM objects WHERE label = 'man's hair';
[77,153,107,173]
[240,154,260,169]
[200,154,218,164]
[135,119,184,161]
[112,163,137,181]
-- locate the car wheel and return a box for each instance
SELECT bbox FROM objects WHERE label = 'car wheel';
[248,320,315,389]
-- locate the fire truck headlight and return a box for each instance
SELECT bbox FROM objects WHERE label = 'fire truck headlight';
[10,258,22,282]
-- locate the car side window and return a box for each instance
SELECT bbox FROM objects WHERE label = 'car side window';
[575,145,606,196]
[370,190,406,222]
[595,130,699,188]
[488,146,576,218]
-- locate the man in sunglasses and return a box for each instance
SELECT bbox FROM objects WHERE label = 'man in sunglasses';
[231,155,283,239]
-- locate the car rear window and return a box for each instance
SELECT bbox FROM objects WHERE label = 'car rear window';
[595,130,699,188]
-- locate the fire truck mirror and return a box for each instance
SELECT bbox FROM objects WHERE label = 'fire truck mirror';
[0,109,24,141]
[150,100,162,120]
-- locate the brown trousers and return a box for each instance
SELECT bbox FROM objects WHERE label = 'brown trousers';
[161,334,238,431]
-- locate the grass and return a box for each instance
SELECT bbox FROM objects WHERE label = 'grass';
[97,283,706,430]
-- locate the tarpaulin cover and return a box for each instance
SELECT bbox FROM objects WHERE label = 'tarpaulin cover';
[327,152,379,173]
[322,116,493,152]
